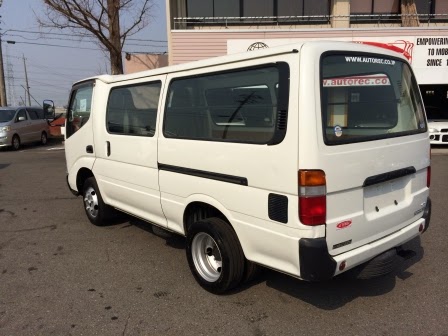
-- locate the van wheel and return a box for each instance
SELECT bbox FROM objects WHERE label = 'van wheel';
[41,132,48,145]
[186,217,244,294]
[242,259,262,284]
[82,177,112,226]
[11,135,20,150]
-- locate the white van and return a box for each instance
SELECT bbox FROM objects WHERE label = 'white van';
[64,41,431,293]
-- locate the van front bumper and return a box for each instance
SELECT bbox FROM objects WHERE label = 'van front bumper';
[299,197,431,281]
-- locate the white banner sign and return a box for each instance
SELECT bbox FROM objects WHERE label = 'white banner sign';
[228,36,448,85]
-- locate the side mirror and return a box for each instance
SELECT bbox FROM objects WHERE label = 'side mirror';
[18,116,26,122]
[43,99,55,119]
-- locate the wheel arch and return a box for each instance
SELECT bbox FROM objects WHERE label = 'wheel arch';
[76,167,94,193]
[183,200,228,234]
[183,197,233,236]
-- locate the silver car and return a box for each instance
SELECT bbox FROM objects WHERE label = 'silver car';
[0,107,50,150]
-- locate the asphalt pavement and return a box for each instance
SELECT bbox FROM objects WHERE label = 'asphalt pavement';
[0,141,447,335]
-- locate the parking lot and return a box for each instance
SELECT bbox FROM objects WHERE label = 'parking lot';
[1,141,448,335]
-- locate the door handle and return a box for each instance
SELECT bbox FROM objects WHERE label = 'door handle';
[106,141,111,156]
[86,145,94,153]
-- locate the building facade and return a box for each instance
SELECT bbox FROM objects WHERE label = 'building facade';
[165,0,448,114]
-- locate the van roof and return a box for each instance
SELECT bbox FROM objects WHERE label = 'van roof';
[74,40,409,86]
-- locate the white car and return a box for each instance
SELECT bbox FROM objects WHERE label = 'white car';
[428,120,448,145]
[426,106,448,145]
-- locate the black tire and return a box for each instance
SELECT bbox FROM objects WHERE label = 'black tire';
[82,177,112,226]
[41,132,48,146]
[242,259,262,284]
[186,217,245,294]
[12,135,20,151]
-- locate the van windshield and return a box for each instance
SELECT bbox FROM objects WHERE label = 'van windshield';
[321,54,426,145]
[0,110,16,123]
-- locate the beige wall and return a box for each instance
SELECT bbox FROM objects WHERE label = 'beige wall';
[170,28,448,65]
[331,0,350,28]
[124,54,169,74]
[167,0,448,65]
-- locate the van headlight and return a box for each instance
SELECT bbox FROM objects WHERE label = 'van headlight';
[428,128,438,133]
[0,126,11,132]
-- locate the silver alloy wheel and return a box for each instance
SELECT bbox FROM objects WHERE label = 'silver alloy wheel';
[41,133,47,145]
[84,186,99,218]
[191,232,223,282]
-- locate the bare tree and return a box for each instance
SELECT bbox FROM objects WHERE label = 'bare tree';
[39,0,155,74]
[401,0,420,27]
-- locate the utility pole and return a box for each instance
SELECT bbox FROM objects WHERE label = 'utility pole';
[5,44,16,106]
[22,54,31,106]
[0,0,7,106]
[0,33,7,106]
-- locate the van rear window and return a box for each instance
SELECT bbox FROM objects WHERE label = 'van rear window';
[321,54,427,145]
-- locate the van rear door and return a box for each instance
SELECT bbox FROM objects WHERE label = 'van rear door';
[318,53,430,256]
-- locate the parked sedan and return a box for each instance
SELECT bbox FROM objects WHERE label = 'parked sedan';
[426,106,448,145]
[0,107,50,150]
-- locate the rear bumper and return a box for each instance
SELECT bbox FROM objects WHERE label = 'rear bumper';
[299,197,431,281]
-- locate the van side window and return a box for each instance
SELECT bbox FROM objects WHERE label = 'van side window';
[66,82,94,139]
[36,109,45,119]
[27,110,39,120]
[106,82,161,137]
[164,66,282,144]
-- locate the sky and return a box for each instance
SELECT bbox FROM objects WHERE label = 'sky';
[0,0,167,107]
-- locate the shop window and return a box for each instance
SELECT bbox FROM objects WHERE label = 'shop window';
[415,0,448,21]
[351,0,400,22]
[374,0,400,14]
[215,0,239,17]
[278,0,303,16]
[305,0,330,16]
[187,0,213,17]
[435,0,448,14]
[244,0,274,17]
[186,0,330,25]
[278,0,329,23]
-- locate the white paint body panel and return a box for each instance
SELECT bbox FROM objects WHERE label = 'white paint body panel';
[65,41,430,279]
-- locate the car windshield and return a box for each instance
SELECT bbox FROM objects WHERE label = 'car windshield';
[0,110,16,123]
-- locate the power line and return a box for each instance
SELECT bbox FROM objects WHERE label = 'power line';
[6,29,168,43]
[7,58,95,72]
[4,41,100,51]
[3,40,167,53]
[3,33,167,47]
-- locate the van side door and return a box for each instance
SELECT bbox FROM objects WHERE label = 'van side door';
[14,109,32,143]
[65,81,95,179]
[26,108,46,142]
[93,77,167,227]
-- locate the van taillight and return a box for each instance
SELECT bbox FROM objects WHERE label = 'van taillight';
[427,166,431,188]
[299,170,326,226]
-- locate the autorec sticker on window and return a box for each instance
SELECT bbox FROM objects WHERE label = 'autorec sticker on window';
[323,75,390,87]
[344,56,396,66]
